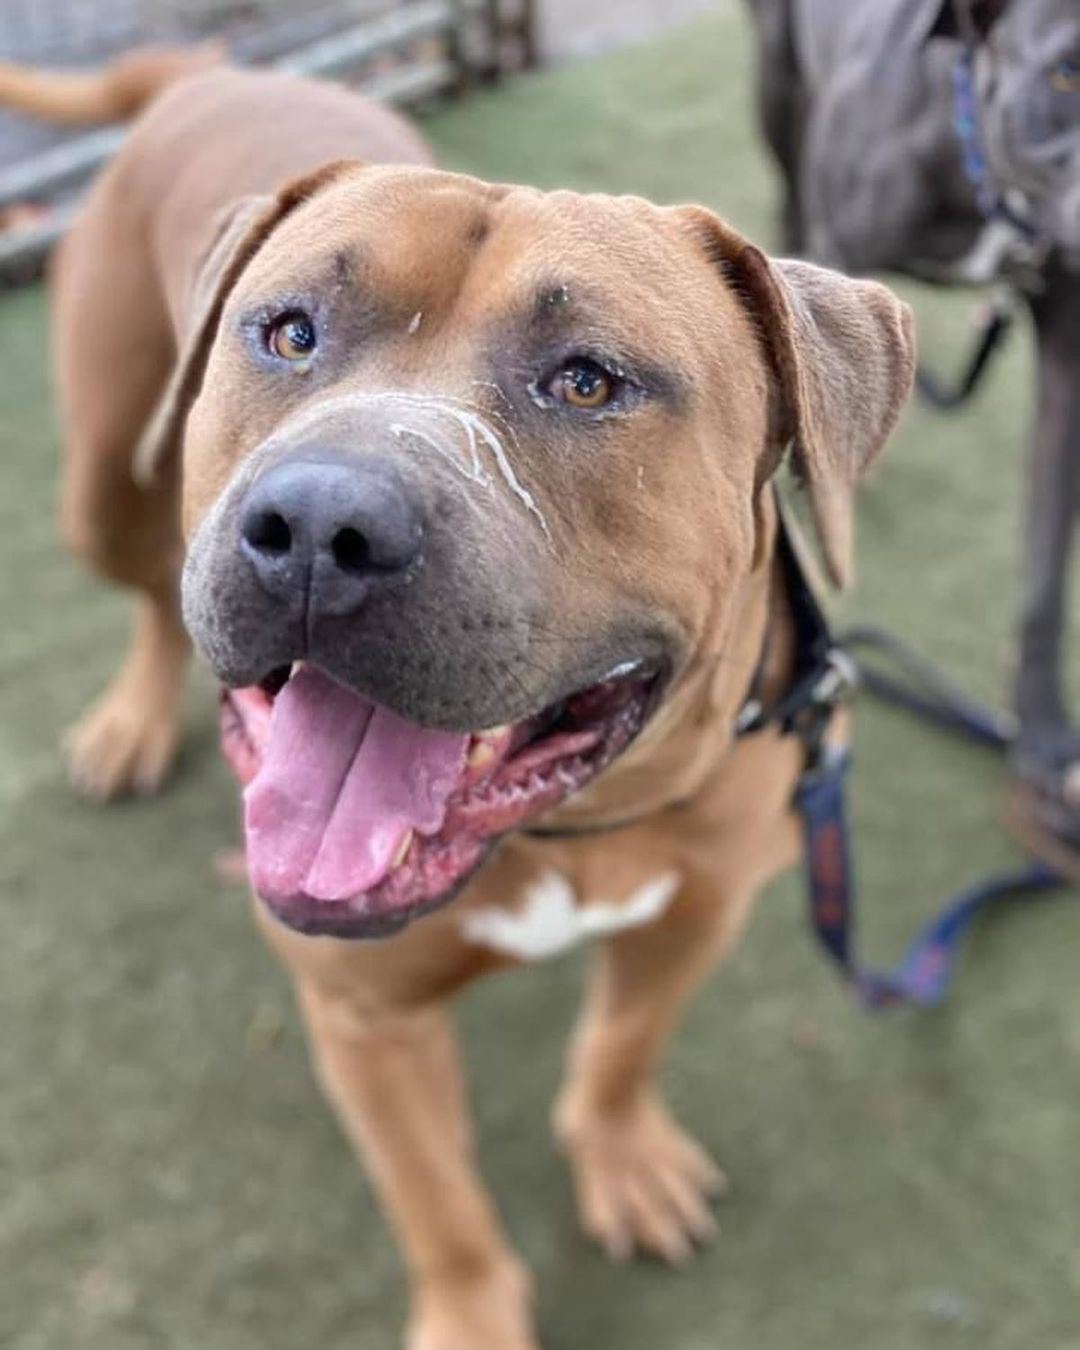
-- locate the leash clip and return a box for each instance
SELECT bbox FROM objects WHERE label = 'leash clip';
[810,647,859,709]
[793,647,858,771]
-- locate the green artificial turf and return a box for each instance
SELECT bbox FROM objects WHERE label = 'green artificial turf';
[2,11,1079,1349]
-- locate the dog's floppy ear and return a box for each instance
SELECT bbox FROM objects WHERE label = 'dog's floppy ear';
[134,161,358,485]
[676,207,915,588]
[926,0,1010,42]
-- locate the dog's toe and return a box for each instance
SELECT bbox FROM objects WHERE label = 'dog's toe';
[556,1091,727,1266]
[65,686,182,801]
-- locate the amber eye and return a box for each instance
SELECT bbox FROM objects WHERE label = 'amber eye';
[266,310,317,362]
[548,358,616,410]
[1049,57,1080,93]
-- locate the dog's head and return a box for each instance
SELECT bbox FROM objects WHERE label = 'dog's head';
[931,0,1080,261]
[147,165,913,938]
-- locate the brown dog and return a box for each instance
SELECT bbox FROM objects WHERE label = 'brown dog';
[10,52,914,1348]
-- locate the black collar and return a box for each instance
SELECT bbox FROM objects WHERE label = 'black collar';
[734,498,856,747]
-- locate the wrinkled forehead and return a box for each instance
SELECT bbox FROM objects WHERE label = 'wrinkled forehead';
[230,167,733,368]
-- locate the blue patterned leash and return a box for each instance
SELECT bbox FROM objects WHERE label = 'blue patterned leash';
[795,744,1063,1009]
[743,506,1069,1011]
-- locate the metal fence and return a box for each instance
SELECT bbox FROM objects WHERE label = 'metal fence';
[0,0,536,281]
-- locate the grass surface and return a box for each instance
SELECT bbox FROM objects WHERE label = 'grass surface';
[2,11,1079,1350]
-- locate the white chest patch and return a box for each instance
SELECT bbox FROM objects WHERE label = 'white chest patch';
[460,870,680,962]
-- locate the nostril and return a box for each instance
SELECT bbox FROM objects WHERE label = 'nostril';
[244,510,292,555]
[331,526,371,574]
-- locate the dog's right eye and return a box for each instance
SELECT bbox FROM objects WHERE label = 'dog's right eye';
[265,310,317,363]
[542,357,619,410]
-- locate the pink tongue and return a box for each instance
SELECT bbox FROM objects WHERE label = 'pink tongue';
[244,666,469,905]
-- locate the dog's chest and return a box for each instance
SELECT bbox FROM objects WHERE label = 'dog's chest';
[460,870,680,961]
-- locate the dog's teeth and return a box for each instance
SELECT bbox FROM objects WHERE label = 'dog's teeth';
[290,660,304,677]
[468,724,511,770]
[391,831,413,868]
[468,739,498,769]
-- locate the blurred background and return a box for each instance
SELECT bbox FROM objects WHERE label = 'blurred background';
[1,3,1078,1348]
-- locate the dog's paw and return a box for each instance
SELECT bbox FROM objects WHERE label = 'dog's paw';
[554,1091,727,1266]
[407,1263,538,1350]
[65,678,182,800]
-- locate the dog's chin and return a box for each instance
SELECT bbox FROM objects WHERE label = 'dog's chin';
[220,660,666,940]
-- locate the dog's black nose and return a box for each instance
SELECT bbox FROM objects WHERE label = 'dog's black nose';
[238,451,423,616]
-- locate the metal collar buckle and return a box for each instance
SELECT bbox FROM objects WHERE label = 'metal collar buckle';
[791,648,859,769]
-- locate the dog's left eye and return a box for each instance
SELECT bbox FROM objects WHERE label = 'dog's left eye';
[1049,57,1080,93]
[544,358,618,410]
[266,310,317,362]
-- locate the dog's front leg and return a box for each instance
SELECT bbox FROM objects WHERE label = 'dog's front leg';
[1012,268,1080,847]
[553,873,755,1266]
[295,980,538,1350]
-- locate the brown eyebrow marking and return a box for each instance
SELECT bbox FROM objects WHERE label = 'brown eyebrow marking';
[466,217,492,249]
[525,282,579,328]
[538,283,571,309]
[329,244,368,293]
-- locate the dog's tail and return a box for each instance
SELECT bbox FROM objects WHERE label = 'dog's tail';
[0,42,224,126]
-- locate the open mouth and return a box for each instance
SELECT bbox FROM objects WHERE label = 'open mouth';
[219,661,662,939]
